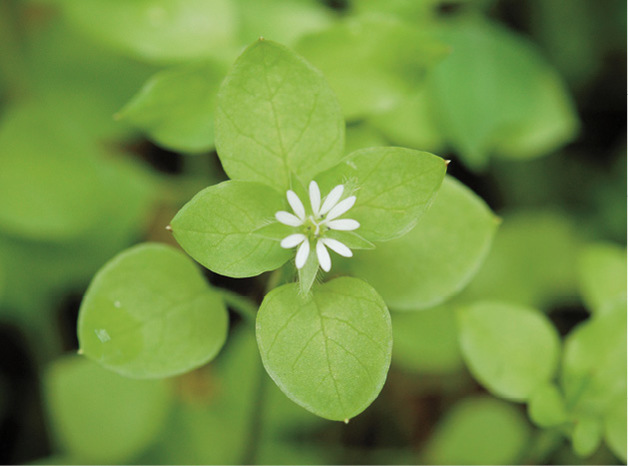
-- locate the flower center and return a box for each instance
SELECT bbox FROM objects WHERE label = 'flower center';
[302,215,328,239]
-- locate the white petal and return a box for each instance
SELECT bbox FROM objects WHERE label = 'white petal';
[275,211,303,227]
[280,233,306,249]
[286,190,305,220]
[316,240,331,272]
[325,196,356,221]
[295,239,310,269]
[321,238,353,257]
[309,181,321,216]
[327,219,360,231]
[319,184,344,216]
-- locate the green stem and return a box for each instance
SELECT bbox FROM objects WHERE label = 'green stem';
[241,358,268,465]
[217,288,258,323]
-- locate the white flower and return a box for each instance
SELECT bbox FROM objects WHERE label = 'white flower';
[275,181,359,272]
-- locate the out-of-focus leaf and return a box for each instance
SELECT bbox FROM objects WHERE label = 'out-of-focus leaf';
[457,302,560,401]
[422,397,530,465]
[527,383,568,427]
[118,62,226,154]
[55,0,238,64]
[427,16,578,169]
[44,356,170,463]
[349,177,497,310]
[572,415,603,457]
[297,15,447,120]
[461,210,581,309]
[392,304,462,374]
[78,243,228,379]
[344,123,387,155]
[578,242,627,314]
[604,395,627,462]
[256,278,392,421]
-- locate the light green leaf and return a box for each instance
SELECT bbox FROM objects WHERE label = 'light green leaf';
[578,242,627,314]
[57,0,238,64]
[392,304,463,375]
[172,180,291,277]
[349,177,497,310]
[44,355,170,463]
[256,277,392,421]
[527,383,568,427]
[604,396,627,462]
[572,415,603,457]
[297,250,320,296]
[457,301,561,401]
[422,397,530,465]
[78,243,228,379]
[296,15,447,119]
[215,39,345,191]
[316,147,446,242]
[427,16,578,169]
[118,61,226,154]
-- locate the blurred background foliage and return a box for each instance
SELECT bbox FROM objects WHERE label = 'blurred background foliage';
[0,0,625,464]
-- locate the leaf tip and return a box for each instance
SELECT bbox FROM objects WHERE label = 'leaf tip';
[165,224,173,232]
[343,418,350,424]
[77,348,84,355]
[444,159,452,166]
[258,36,265,41]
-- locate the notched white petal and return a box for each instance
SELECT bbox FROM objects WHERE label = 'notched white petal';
[325,195,356,221]
[321,238,353,257]
[280,233,306,249]
[286,190,306,220]
[275,211,303,227]
[295,239,310,269]
[327,219,360,231]
[309,181,321,216]
[319,184,344,216]
[316,240,331,272]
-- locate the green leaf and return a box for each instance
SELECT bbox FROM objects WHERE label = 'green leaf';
[297,250,319,296]
[427,16,578,169]
[527,383,568,427]
[171,180,291,277]
[215,39,345,191]
[604,396,627,462]
[344,122,388,155]
[422,397,530,465]
[349,176,497,310]
[296,16,447,119]
[44,355,170,463]
[118,61,226,154]
[256,277,392,421]
[457,301,561,401]
[578,242,627,314]
[572,415,603,457]
[0,103,110,240]
[392,304,463,375]
[315,147,447,242]
[78,243,228,379]
[57,0,238,64]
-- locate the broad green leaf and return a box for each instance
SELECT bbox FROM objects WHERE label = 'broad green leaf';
[349,177,497,309]
[44,356,170,463]
[296,16,447,119]
[316,147,447,242]
[215,40,345,191]
[0,103,110,240]
[572,415,603,457]
[57,0,238,64]
[578,243,627,314]
[392,304,463,375]
[457,301,561,401]
[118,61,227,154]
[427,16,578,169]
[460,210,582,309]
[604,396,627,462]
[171,180,291,277]
[561,299,627,422]
[256,277,392,421]
[422,397,530,465]
[78,243,228,378]
[527,383,568,427]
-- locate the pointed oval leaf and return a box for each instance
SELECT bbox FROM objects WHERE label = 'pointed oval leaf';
[348,177,497,309]
[578,242,627,314]
[256,277,392,421]
[118,62,226,153]
[78,243,228,378]
[315,147,447,242]
[215,39,345,191]
[457,301,561,401]
[171,180,291,277]
[527,383,568,427]
[44,356,170,463]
